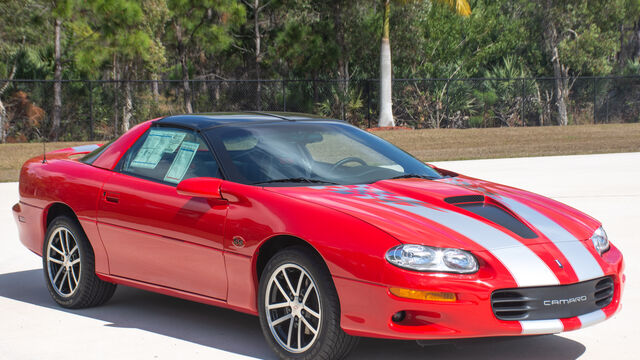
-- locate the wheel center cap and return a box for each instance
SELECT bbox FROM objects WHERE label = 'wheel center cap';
[291,301,302,317]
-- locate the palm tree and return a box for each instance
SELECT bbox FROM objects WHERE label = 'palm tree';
[378,0,471,127]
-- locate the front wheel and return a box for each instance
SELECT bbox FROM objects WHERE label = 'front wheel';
[43,216,116,308]
[258,247,359,360]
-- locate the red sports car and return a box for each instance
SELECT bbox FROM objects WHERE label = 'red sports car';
[13,113,624,360]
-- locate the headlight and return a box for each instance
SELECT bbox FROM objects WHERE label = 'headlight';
[385,244,478,273]
[591,226,610,255]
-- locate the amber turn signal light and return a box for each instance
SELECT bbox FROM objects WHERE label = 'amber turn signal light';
[389,287,457,302]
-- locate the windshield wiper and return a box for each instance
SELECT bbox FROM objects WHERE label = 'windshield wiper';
[386,174,439,180]
[252,178,339,185]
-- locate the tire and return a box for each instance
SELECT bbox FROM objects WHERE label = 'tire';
[42,215,116,309]
[258,246,359,360]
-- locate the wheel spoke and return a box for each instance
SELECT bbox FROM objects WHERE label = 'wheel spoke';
[281,269,296,297]
[297,317,302,350]
[295,272,305,298]
[48,258,64,265]
[271,313,292,327]
[50,243,65,257]
[64,231,71,255]
[58,231,66,253]
[304,306,320,320]
[70,258,81,266]
[52,266,64,284]
[70,265,79,287]
[57,270,68,290]
[286,317,294,347]
[268,302,289,310]
[69,245,78,256]
[273,277,290,301]
[300,316,317,335]
[302,283,315,304]
[67,269,73,292]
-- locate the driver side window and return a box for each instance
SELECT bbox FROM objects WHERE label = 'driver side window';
[120,127,220,185]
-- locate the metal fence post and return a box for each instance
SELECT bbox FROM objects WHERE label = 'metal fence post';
[521,78,525,126]
[444,80,449,128]
[593,77,597,124]
[282,80,286,112]
[366,80,371,128]
[606,95,609,123]
[89,80,94,140]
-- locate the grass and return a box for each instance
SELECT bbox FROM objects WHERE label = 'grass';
[374,123,640,162]
[0,141,93,182]
[1,123,639,182]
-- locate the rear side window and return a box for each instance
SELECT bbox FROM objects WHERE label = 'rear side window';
[120,127,220,185]
[80,141,114,164]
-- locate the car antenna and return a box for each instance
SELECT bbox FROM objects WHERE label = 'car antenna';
[42,136,46,163]
[35,128,46,163]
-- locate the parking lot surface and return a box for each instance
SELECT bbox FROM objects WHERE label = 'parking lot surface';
[1,152,638,359]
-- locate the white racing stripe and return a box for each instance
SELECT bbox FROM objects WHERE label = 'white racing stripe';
[578,309,607,328]
[495,195,604,281]
[386,202,559,287]
[520,319,564,335]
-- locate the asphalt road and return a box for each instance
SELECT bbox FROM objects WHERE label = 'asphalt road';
[1,152,638,360]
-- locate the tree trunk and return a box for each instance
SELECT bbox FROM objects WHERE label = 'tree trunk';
[633,20,640,60]
[113,54,119,136]
[122,64,133,133]
[181,52,193,113]
[542,1,568,126]
[152,73,160,103]
[550,44,569,125]
[378,0,394,127]
[0,99,6,143]
[173,22,193,113]
[174,22,193,114]
[254,0,262,110]
[51,18,62,140]
[333,1,349,120]
[0,62,16,143]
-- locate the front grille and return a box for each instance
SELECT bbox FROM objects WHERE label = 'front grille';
[491,276,614,321]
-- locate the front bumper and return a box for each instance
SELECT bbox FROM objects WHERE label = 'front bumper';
[334,245,624,340]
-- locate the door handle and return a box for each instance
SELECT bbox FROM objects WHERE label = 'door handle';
[103,192,120,204]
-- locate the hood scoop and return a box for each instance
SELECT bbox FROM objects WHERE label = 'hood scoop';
[445,196,538,239]
[444,195,485,204]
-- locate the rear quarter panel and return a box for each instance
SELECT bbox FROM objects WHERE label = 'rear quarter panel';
[18,155,113,273]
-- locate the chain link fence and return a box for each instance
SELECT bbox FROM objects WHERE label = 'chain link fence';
[1,76,639,142]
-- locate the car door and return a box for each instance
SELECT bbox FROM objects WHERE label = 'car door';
[96,126,228,300]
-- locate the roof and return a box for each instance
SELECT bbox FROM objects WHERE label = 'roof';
[155,112,335,131]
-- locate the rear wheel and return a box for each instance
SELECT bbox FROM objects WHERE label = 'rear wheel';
[258,247,359,360]
[43,216,116,308]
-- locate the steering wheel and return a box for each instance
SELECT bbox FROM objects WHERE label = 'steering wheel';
[330,156,368,172]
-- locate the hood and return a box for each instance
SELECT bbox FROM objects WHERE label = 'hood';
[266,176,600,252]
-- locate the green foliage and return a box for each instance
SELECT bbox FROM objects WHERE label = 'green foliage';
[2,0,640,138]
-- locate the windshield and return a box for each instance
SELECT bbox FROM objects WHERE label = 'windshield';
[206,121,443,186]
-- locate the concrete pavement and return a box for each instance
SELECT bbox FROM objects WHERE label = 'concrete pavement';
[1,152,638,359]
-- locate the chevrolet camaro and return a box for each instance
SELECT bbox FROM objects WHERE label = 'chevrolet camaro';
[13,113,624,360]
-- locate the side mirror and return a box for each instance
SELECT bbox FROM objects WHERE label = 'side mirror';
[176,177,224,199]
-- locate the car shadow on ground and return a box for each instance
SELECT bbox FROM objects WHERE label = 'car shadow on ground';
[0,269,586,360]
